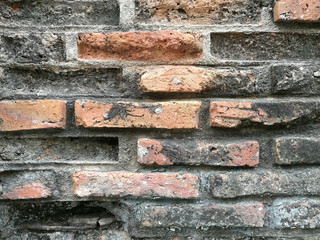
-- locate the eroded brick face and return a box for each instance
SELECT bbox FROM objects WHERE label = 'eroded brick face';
[139,66,258,94]
[138,203,264,228]
[77,31,202,61]
[210,100,318,128]
[135,0,263,24]
[137,138,259,167]
[0,100,66,131]
[75,100,201,129]
[73,171,199,199]
[0,171,55,200]
[274,0,320,22]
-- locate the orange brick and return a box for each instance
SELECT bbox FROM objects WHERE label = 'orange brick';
[0,100,66,131]
[77,31,202,61]
[140,66,208,93]
[1,171,54,200]
[274,0,320,22]
[73,171,198,199]
[2,182,50,200]
[75,100,201,129]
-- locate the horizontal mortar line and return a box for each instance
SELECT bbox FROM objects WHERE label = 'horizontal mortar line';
[0,161,118,165]
[0,25,319,34]
[1,61,319,69]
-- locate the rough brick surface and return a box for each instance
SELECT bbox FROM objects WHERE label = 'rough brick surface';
[210,100,318,128]
[73,171,198,199]
[0,1,120,26]
[0,171,54,200]
[138,138,259,166]
[274,0,320,22]
[275,137,320,165]
[211,33,320,61]
[0,67,122,97]
[138,203,264,228]
[0,137,118,163]
[139,66,259,94]
[271,199,320,229]
[75,100,201,129]
[0,100,66,131]
[271,64,320,95]
[77,31,202,61]
[211,169,320,198]
[0,33,65,63]
[135,0,263,24]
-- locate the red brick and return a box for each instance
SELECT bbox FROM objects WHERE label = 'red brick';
[135,0,262,24]
[274,0,320,22]
[1,171,54,200]
[77,31,202,61]
[138,138,259,167]
[210,100,317,128]
[0,100,66,131]
[2,182,50,200]
[75,100,201,129]
[73,171,198,199]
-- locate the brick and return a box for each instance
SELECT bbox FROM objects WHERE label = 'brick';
[73,171,198,199]
[0,137,118,163]
[77,31,202,61]
[75,100,201,129]
[275,137,320,165]
[0,100,66,132]
[138,203,264,228]
[211,169,320,198]
[271,199,320,229]
[209,100,318,128]
[274,0,320,22]
[0,171,54,200]
[139,66,260,95]
[0,1,119,26]
[135,0,263,24]
[211,33,320,61]
[0,33,65,63]
[0,67,122,98]
[271,64,320,95]
[138,138,259,167]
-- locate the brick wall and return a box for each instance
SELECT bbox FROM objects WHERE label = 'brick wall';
[0,0,319,239]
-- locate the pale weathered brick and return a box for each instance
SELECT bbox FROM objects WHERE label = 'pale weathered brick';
[73,171,198,199]
[78,31,202,61]
[75,100,201,129]
[0,100,66,131]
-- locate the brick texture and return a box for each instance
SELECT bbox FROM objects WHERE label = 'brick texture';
[139,66,259,94]
[77,31,202,61]
[271,199,320,229]
[0,100,66,131]
[138,138,259,166]
[138,203,264,228]
[274,0,320,22]
[211,169,320,198]
[75,100,201,129]
[275,137,320,165]
[135,0,263,24]
[0,171,55,200]
[210,100,318,128]
[73,171,198,199]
